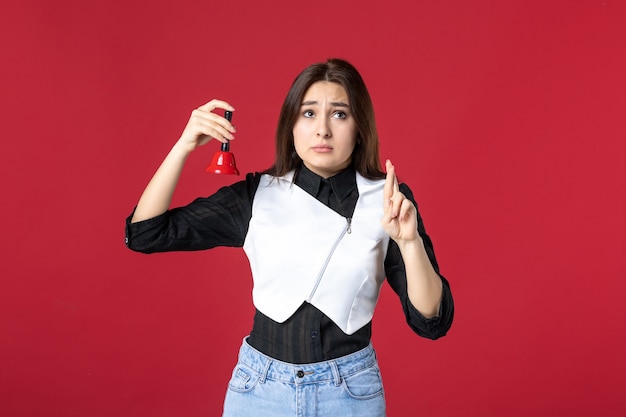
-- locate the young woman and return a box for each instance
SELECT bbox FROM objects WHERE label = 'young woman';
[126,58,454,416]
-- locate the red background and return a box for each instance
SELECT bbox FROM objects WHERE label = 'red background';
[1,1,624,416]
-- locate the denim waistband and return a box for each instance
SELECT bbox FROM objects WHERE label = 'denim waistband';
[236,337,378,386]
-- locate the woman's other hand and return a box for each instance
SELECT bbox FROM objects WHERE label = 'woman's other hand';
[176,99,236,153]
[381,159,418,243]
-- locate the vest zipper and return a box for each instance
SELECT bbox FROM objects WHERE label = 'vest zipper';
[306,221,350,302]
[346,217,352,234]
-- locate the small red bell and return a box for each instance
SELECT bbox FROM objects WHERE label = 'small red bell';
[206,110,239,175]
[206,142,239,175]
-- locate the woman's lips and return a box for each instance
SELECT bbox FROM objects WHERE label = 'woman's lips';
[312,145,333,153]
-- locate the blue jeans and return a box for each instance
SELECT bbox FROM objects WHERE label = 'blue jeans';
[222,338,386,416]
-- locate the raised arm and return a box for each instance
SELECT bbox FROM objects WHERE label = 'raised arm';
[380,159,444,318]
[131,99,236,223]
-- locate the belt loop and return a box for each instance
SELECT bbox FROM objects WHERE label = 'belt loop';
[330,361,341,386]
[259,358,272,384]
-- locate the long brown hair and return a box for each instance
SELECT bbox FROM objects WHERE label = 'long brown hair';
[265,58,385,179]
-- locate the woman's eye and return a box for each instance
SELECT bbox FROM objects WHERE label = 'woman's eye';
[333,111,347,119]
[303,110,314,118]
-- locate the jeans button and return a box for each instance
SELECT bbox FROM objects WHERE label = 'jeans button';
[296,370,305,378]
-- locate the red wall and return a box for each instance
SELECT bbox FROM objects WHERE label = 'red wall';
[1,1,624,416]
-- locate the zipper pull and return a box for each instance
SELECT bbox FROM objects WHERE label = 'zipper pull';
[346,217,352,234]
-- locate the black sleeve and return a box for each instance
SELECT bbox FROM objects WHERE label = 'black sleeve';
[384,183,454,340]
[125,172,262,253]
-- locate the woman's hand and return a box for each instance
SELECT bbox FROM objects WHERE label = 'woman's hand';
[381,160,443,318]
[381,159,418,243]
[176,99,236,154]
[130,99,235,223]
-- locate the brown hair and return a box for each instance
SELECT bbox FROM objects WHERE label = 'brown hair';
[265,58,385,179]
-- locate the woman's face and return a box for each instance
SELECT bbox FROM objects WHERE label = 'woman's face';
[293,81,357,178]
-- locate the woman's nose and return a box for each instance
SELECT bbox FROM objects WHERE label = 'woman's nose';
[316,119,331,138]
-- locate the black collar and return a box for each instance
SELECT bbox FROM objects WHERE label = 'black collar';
[295,164,357,201]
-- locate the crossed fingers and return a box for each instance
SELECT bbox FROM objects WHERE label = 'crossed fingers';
[382,159,418,242]
[384,159,407,219]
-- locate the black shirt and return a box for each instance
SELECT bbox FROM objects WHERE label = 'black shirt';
[125,165,454,364]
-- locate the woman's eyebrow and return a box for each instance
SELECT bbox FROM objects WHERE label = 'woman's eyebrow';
[300,100,350,107]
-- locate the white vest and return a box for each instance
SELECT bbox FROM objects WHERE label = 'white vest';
[243,171,390,335]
